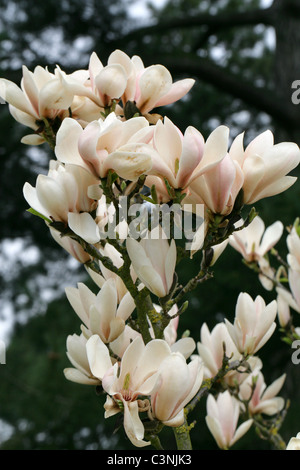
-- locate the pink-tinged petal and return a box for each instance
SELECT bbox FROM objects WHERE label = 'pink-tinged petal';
[137,65,172,114]
[247,176,298,204]
[154,78,195,108]
[117,292,135,321]
[63,368,100,385]
[241,154,265,203]
[206,415,226,449]
[23,182,48,218]
[95,64,127,104]
[231,419,253,446]
[229,132,245,166]
[88,51,104,90]
[55,117,88,169]
[258,221,284,256]
[21,65,39,115]
[38,75,74,115]
[190,125,229,182]
[68,212,100,244]
[176,126,204,188]
[9,105,38,130]
[21,134,45,145]
[64,284,90,327]
[0,78,36,117]
[262,373,286,401]
[244,129,274,157]
[86,334,112,380]
[108,49,133,76]
[170,336,194,358]
[123,400,150,447]
[104,143,153,181]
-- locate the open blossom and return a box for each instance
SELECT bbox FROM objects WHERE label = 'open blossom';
[62,49,195,118]
[187,152,244,216]
[225,292,277,356]
[197,322,241,381]
[55,112,155,181]
[150,353,203,427]
[228,129,300,204]
[229,216,283,263]
[0,64,90,144]
[206,390,253,449]
[126,226,177,297]
[23,160,101,243]
[146,122,229,202]
[239,369,286,416]
[63,333,104,385]
[65,279,135,344]
[229,216,283,290]
[89,335,173,447]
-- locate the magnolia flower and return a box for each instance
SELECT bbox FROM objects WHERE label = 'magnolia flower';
[239,369,286,416]
[0,64,81,144]
[206,390,253,449]
[146,122,229,202]
[55,113,155,181]
[228,130,300,204]
[108,49,195,115]
[150,353,204,426]
[89,335,173,447]
[229,216,283,263]
[50,227,91,263]
[229,216,284,290]
[126,227,177,297]
[225,292,277,356]
[65,279,135,343]
[286,432,300,450]
[23,160,101,243]
[197,322,241,381]
[187,152,244,216]
[63,333,103,385]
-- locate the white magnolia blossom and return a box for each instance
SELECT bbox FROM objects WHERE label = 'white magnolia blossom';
[206,390,253,449]
[55,112,156,181]
[23,160,101,243]
[228,129,300,204]
[197,322,241,381]
[225,292,277,356]
[150,353,204,427]
[145,119,227,201]
[229,216,284,290]
[239,369,286,416]
[63,333,103,385]
[126,226,177,298]
[65,278,135,344]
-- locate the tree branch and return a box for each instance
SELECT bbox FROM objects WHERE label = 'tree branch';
[116,7,273,44]
[148,52,300,131]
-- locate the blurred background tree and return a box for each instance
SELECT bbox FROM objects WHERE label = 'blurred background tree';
[0,0,299,450]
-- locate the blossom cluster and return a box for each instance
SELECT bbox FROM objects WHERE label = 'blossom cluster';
[2,48,300,450]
